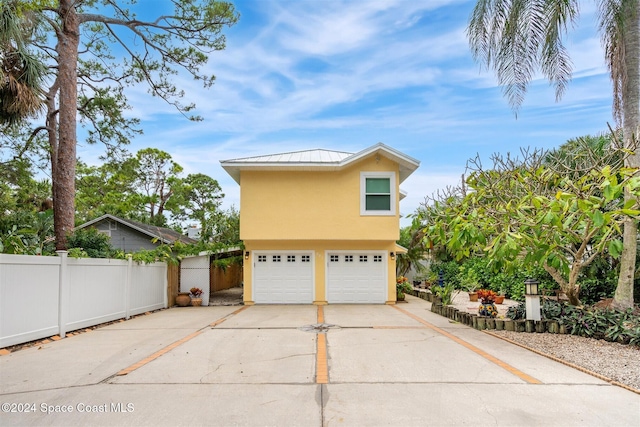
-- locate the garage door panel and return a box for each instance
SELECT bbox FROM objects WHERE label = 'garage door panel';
[253,252,313,304]
[327,252,386,304]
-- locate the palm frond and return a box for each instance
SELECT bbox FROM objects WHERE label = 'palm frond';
[0,1,47,125]
[468,0,579,113]
[598,0,633,126]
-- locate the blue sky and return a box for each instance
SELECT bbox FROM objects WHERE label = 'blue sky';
[77,0,615,226]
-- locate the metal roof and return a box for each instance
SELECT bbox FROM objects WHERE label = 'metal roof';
[223,149,353,164]
[220,143,420,184]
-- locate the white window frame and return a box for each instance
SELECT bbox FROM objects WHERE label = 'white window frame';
[360,171,396,216]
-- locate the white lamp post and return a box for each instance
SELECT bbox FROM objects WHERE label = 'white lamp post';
[524,278,541,321]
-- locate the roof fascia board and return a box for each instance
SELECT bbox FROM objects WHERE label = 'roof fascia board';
[343,143,420,170]
[76,214,172,244]
[74,213,112,229]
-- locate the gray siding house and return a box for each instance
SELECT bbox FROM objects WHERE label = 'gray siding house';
[76,214,197,252]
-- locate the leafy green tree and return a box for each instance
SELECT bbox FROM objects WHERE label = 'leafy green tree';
[425,144,640,305]
[75,148,228,236]
[0,210,54,255]
[170,173,224,240]
[75,159,143,224]
[468,0,639,309]
[130,148,184,226]
[0,156,50,215]
[211,206,240,245]
[1,0,238,250]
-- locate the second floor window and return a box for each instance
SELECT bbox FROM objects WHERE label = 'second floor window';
[361,172,395,216]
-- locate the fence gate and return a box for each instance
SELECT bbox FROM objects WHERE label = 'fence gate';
[180,255,210,306]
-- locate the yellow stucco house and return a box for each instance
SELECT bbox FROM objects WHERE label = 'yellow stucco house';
[220,143,420,305]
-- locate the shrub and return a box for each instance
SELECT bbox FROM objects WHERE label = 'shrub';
[432,282,456,306]
[506,300,640,346]
[67,228,115,258]
[428,260,460,288]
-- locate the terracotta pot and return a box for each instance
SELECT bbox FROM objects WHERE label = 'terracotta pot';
[176,292,191,307]
[468,292,478,302]
[191,297,203,306]
[494,295,505,304]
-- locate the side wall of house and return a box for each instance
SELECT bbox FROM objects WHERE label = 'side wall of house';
[92,220,158,251]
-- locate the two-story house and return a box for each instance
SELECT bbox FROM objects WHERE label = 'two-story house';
[220,142,420,305]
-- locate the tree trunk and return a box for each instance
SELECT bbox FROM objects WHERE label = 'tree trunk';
[614,0,640,309]
[544,262,581,306]
[52,0,80,250]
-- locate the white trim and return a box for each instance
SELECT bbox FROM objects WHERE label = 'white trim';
[360,172,396,216]
[252,250,315,304]
[221,142,420,185]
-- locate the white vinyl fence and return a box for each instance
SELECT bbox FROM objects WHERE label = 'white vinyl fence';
[0,252,167,348]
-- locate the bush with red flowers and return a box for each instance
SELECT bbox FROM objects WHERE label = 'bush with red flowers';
[476,289,497,304]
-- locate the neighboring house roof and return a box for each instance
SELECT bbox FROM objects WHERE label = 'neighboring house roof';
[220,142,420,185]
[76,214,198,245]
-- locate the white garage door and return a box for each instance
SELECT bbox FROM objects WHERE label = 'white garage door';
[326,252,387,303]
[253,252,314,304]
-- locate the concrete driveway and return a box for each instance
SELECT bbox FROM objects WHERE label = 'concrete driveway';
[1,295,638,427]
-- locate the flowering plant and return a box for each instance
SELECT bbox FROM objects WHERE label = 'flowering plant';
[396,276,412,293]
[190,287,203,298]
[476,289,496,304]
[478,303,498,317]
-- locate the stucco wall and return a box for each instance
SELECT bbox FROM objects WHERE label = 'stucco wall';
[239,155,400,241]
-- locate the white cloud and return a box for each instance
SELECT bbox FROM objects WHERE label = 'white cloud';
[75,0,615,223]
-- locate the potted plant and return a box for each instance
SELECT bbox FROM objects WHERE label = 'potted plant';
[396,276,412,301]
[477,289,498,317]
[465,283,479,302]
[190,287,204,306]
[494,284,507,304]
[459,266,480,301]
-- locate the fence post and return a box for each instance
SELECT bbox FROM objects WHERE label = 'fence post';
[125,254,132,319]
[163,262,169,308]
[57,250,68,338]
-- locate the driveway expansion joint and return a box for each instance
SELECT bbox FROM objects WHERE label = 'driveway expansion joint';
[298,323,340,333]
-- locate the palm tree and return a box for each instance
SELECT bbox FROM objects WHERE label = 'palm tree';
[468,0,639,309]
[0,2,46,126]
[396,219,428,278]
